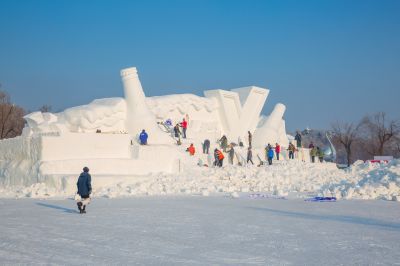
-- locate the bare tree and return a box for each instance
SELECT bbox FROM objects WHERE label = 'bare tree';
[331,121,359,166]
[0,90,25,139]
[360,112,400,156]
[39,104,52,113]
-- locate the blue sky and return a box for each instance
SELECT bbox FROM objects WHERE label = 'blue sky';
[0,0,399,131]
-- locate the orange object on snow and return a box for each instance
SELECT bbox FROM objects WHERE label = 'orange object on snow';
[188,144,195,155]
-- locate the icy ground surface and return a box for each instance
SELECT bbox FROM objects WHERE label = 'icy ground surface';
[1,197,399,265]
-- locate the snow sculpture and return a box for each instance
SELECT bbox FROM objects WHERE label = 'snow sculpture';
[252,103,288,147]
[121,67,171,144]
[204,86,269,142]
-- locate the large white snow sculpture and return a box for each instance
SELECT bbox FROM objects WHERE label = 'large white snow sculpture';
[252,103,289,148]
[121,67,171,144]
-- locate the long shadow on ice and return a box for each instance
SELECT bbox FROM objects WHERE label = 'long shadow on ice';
[36,202,78,214]
[249,207,400,232]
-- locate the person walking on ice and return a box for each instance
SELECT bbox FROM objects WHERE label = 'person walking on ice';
[139,129,148,145]
[76,167,92,214]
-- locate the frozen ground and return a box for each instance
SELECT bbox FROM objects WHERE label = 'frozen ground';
[1,196,399,265]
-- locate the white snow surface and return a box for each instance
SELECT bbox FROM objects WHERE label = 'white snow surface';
[0,197,399,265]
[1,157,399,201]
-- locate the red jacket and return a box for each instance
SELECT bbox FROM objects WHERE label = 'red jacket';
[181,120,188,129]
[188,145,195,155]
[275,145,281,153]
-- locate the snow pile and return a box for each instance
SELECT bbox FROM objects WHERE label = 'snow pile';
[3,159,400,201]
[321,160,400,201]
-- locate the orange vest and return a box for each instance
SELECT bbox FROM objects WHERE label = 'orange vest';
[188,146,195,155]
[217,150,224,160]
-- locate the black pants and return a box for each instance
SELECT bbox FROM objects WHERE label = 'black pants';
[182,128,187,138]
[289,151,294,159]
[218,159,223,167]
[247,159,254,165]
[319,157,323,163]
[311,156,315,163]
[268,158,272,165]
[276,153,280,160]
[203,143,210,154]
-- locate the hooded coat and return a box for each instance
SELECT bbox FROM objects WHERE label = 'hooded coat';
[77,172,92,196]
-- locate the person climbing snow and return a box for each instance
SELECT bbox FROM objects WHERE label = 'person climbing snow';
[174,124,181,145]
[214,148,224,167]
[76,166,92,214]
[139,129,148,145]
[267,147,274,165]
[203,139,210,154]
[219,135,228,152]
[180,118,188,139]
[275,143,281,160]
[187,143,195,156]
[247,147,254,165]
[317,147,324,163]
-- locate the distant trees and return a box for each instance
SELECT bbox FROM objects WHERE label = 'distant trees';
[331,121,360,167]
[359,112,399,156]
[0,90,25,139]
[331,112,399,165]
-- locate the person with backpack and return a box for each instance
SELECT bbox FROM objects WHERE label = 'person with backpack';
[139,129,148,145]
[267,147,274,165]
[247,147,254,165]
[180,118,188,139]
[76,167,92,214]
[275,143,281,160]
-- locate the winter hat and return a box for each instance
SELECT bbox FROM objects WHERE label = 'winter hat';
[83,167,89,172]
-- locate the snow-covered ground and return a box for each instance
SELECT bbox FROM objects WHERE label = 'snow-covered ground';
[1,196,399,265]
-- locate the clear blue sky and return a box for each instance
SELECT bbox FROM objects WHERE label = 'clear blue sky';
[0,0,399,132]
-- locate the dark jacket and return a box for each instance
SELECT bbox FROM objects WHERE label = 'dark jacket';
[77,172,92,196]
[139,131,148,144]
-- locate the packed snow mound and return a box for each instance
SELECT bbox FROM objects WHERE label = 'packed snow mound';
[1,160,399,201]
[321,159,400,201]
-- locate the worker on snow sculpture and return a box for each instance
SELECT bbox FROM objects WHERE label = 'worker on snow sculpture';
[139,129,148,145]
[203,139,210,154]
[174,124,181,145]
[76,167,92,214]
[248,131,252,147]
[219,135,228,152]
[214,148,224,167]
[267,147,274,165]
[228,144,235,165]
[275,143,281,160]
[187,143,195,156]
[180,118,188,139]
[247,147,254,165]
